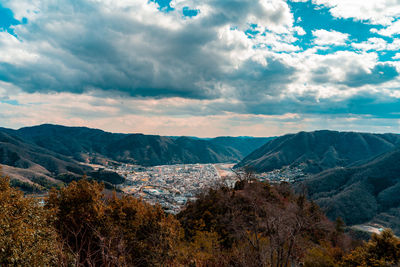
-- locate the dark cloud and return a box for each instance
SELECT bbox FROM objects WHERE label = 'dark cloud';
[0,1,296,99]
[0,0,298,100]
[311,66,332,84]
[343,63,399,87]
[1,0,400,124]
[227,58,296,100]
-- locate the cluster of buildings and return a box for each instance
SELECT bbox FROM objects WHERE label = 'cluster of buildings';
[255,166,305,183]
[109,163,222,213]
[105,163,304,213]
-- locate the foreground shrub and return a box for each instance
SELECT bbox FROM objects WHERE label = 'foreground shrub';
[0,174,58,266]
[47,179,182,266]
[2,171,399,267]
[178,180,341,267]
[341,229,400,267]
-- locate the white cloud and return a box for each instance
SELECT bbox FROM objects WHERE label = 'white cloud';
[2,90,400,136]
[252,32,301,52]
[0,32,40,65]
[352,38,388,51]
[387,38,400,50]
[313,0,400,25]
[394,53,400,59]
[312,29,349,46]
[7,0,391,110]
[294,26,306,35]
[352,38,400,52]
[0,0,301,100]
[376,19,400,36]
[278,49,400,102]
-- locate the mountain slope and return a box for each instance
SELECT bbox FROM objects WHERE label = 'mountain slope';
[301,148,400,234]
[15,124,271,166]
[236,130,400,173]
[0,130,92,190]
[0,131,88,175]
[16,124,124,162]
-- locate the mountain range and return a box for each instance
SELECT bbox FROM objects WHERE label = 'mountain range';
[12,124,272,165]
[0,124,272,190]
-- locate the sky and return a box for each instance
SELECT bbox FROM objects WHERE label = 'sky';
[0,0,400,137]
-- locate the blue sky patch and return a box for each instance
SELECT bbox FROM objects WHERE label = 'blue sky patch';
[151,0,174,12]
[0,3,21,36]
[288,1,385,49]
[0,99,19,106]
[182,7,199,18]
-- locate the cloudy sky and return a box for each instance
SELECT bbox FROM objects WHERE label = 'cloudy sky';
[0,0,400,137]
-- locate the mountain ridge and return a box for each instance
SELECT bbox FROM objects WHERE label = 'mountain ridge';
[12,124,272,166]
[0,124,273,190]
[301,147,400,234]
[236,130,400,173]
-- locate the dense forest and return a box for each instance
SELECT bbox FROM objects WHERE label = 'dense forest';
[1,172,399,267]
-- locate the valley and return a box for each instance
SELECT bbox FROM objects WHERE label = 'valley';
[100,162,306,214]
[1,124,400,236]
[0,124,272,190]
[112,163,224,213]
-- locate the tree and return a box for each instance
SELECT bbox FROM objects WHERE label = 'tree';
[303,246,337,267]
[47,179,107,266]
[0,173,58,266]
[104,193,182,266]
[46,179,183,266]
[178,179,336,267]
[342,229,400,267]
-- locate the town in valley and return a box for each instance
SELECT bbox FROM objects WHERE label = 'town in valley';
[103,163,305,213]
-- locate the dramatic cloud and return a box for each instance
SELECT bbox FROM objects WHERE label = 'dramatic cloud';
[0,0,300,101]
[0,0,400,136]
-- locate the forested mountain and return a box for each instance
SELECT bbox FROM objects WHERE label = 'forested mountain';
[234,130,400,236]
[0,124,271,190]
[0,128,128,191]
[13,124,271,165]
[0,130,90,189]
[236,130,400,173]
[302,148,400,235]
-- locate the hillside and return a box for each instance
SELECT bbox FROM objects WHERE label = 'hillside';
[14,124,272,166]
[236,130,400,173]
[0,130,92,191]
[301,148,400,234]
